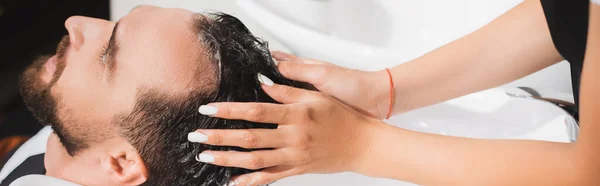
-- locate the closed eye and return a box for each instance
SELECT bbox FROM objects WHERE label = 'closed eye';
[99,43,108,65]
[100,20,120,75]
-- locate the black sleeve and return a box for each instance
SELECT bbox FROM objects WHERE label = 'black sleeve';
[0,154,45,186]
[540,0,589,108]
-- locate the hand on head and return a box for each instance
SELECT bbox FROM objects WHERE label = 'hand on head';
[272,51,390,119]
[189,52,388,186]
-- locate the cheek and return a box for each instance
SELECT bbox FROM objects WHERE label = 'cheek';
[51,54,115,120]
[54,53,103,101]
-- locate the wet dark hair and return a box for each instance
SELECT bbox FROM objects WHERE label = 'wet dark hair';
[117,13,301,186]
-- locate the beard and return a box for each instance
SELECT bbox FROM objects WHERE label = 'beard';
[19,35,69,128]
[21,35,90,156]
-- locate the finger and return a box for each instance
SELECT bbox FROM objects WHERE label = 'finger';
[232,166,300,186]
[190,128,285,148]
[272,50,332,65]
[272,50,331,66]
[261,83,321,104]
[296,58,333,65]
[196,150,287,170]
[199,102,292,124]
[271,51,297,61]
[277,61,331,87]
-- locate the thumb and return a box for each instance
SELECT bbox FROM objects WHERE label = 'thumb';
[277,61,330,87]
[272,50,332,66]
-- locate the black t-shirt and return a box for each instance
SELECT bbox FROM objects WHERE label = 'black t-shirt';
[540,0,589,110]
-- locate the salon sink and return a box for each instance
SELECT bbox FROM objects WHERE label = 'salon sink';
[237,0,523,71]
[390,88,576,142]
[237,0,573,92]
[273,88,575,186]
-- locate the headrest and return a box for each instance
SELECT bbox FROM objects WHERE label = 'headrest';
[9,175,81,186]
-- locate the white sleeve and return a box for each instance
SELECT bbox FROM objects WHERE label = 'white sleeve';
[593,0,600,5]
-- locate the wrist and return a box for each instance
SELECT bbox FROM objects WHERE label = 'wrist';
[366,69,394,119]
[350,119,394,176]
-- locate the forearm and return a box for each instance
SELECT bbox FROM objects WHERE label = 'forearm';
[356,123,591,185]
[353,3,600,184]
[372,0,562,113]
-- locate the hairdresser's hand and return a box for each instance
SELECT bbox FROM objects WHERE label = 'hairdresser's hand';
[272,51,390,119]
[189,74,384,186]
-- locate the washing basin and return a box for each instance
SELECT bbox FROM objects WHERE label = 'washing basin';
[237,0,574,93]
[390,88,576,141]
[273,87,575,186]
[237,0,522,71]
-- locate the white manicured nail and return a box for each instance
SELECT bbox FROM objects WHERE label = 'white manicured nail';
[187,132,208,143]
[272,57,279,66]
[195,153,215,163]
[198,105,218,115]
[257,73,274,86]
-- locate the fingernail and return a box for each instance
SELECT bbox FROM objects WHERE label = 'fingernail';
[257,73,274,86]
[187,132,208,143]
[272,57,279,66]
[272,51,292,60]
[195,153,215,163]
[198,105,218,115]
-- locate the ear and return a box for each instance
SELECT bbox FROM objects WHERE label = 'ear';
[101,148,148,186]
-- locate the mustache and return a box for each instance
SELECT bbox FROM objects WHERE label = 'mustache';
[50,35,70,85]
[56,35,70,59]
[18,35,71,133]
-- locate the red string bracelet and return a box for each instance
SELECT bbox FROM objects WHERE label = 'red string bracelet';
[385,68,395,119]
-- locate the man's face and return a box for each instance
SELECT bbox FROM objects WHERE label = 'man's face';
[20,6,211,185]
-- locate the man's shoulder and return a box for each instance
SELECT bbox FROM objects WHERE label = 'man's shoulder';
[0,127,51,185]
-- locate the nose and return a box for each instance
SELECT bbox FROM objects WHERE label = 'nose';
[64,16,112,50]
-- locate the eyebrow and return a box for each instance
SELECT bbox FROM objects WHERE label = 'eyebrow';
[105,6,146,80]
[105,20,120,80]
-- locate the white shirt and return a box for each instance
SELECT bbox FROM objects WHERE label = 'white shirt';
[0,126,51,185]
